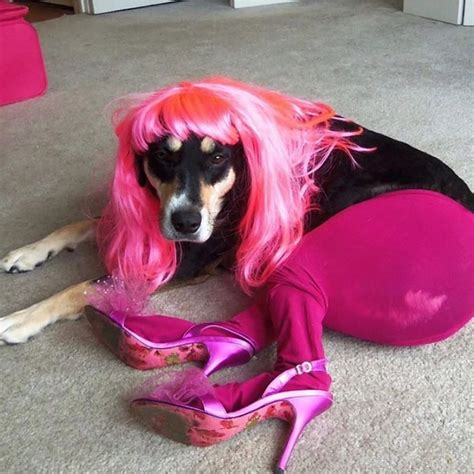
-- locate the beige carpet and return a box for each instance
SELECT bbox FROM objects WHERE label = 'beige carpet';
[0,1,472,472]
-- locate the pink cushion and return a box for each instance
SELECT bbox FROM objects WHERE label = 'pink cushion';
[0,3,47,106]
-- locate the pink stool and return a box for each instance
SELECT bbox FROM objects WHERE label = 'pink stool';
[0,2,47,106]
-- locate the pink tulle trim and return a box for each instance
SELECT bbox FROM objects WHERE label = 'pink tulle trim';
[87,275,153,316]
[134,368,215,405]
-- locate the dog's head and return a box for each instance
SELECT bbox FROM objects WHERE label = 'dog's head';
[136,135,244,242]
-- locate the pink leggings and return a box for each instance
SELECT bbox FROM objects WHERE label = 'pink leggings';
[274,189,473,345]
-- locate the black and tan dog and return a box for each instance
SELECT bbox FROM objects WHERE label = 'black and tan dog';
[0,120,472,344]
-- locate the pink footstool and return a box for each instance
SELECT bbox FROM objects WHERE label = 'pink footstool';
[0,2,47,106]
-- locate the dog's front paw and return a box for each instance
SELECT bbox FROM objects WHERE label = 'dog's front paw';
[0,307,46,344]
[0,244,57,274]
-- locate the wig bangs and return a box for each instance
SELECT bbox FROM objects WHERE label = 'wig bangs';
[129,85,240,154]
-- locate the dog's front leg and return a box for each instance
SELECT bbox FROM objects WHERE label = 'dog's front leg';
[0,219,96,273]
[0,280,92,344]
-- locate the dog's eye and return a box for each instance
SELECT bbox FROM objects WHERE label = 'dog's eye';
[150,148,167,160]
[156,150,169,159]
[210,154,226,165]
[156,150,178,164]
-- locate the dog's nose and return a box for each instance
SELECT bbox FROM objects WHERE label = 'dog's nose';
[171,210,202,234]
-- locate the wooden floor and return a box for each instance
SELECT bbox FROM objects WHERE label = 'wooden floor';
[15,1,74,23]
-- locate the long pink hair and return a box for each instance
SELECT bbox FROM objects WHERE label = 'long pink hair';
[97,77,366,294]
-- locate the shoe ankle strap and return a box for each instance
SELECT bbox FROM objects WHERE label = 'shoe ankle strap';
[262,358,327,398]
[182,323,258,352]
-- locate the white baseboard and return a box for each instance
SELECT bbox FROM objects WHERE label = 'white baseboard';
[75,0,175,14]
[231,0,298,8]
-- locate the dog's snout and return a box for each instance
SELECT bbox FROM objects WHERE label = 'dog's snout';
[171,210,202,234]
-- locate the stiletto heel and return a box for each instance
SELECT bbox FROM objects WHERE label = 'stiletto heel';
[276,395,333,473]
[85,306,257,374]
[132,358,332,473]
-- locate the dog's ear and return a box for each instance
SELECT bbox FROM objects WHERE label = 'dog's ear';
[135,155,147,187]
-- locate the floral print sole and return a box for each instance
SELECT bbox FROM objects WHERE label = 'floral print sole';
[131,399,296,447]
[85,308,209,370]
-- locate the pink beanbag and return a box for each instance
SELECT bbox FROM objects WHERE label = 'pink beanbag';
[0,2,47,106]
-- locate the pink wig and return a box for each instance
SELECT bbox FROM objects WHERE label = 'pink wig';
[97,77,366,294]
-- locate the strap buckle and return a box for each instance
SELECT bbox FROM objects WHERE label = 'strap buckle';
[295,361,313,375]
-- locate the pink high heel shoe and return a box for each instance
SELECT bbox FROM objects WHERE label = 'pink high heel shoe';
[84,305,257,375]
[131,358,332,473]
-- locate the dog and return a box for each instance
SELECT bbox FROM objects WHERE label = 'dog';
[1,79,472,345]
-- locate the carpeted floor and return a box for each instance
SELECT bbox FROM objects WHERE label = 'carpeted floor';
[0,1,472,472]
